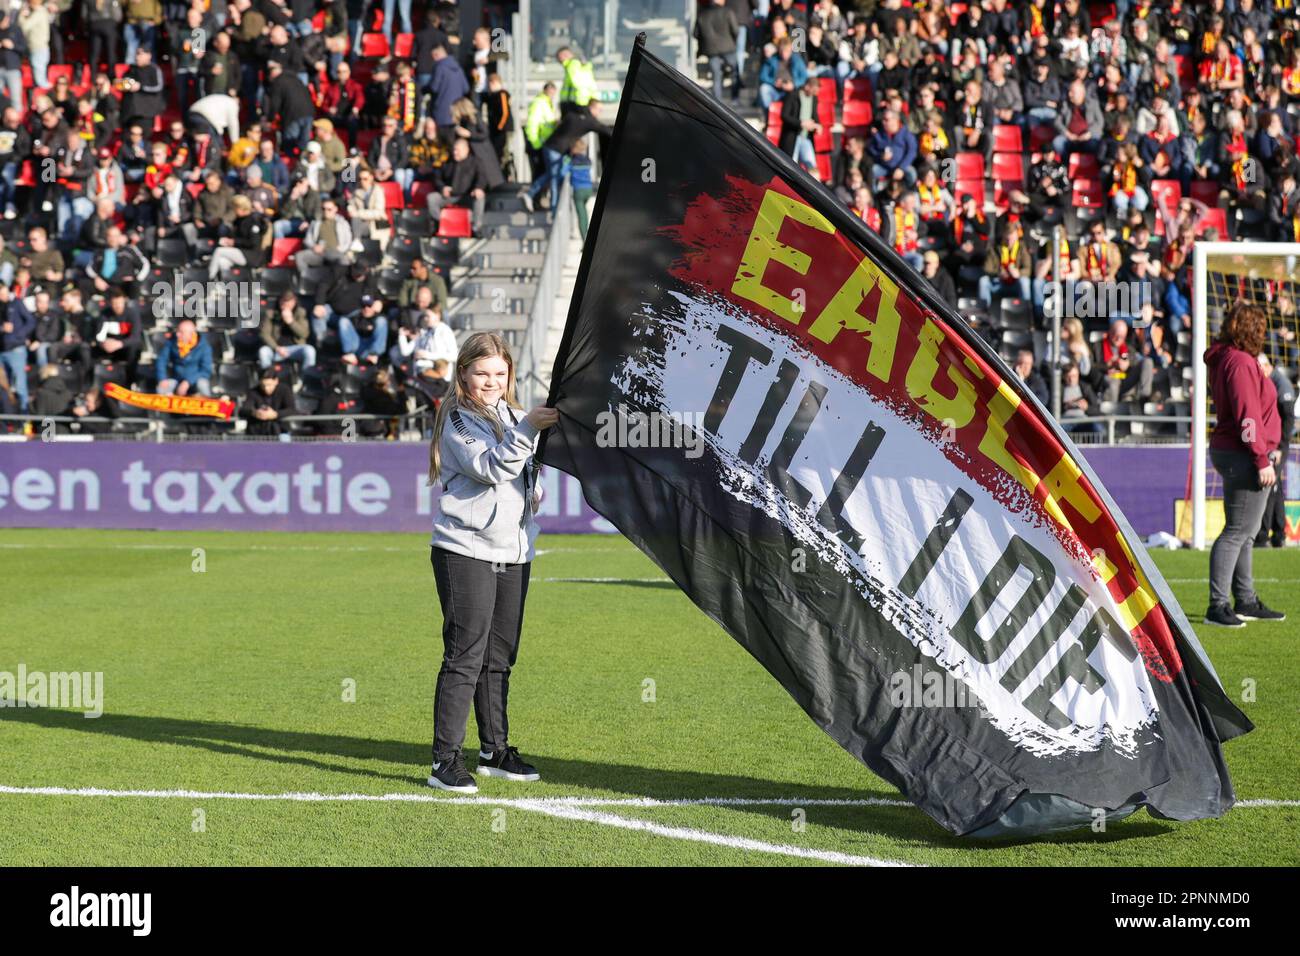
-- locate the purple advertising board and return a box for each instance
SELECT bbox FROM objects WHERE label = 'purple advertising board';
[0,441,1188,537]
[0,441,615,534]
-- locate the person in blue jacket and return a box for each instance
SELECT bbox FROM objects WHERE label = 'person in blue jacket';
[428,42,469,145]
[155,318,215,397]
[758,36,807,109]
[867,109,918,189]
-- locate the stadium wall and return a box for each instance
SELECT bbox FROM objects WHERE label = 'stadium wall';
[0,442,1185,536]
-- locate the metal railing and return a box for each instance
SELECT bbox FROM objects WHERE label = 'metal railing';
[1062,414,1194,445]
[0,409,1195,445]
[516,176,574,408]
[0,411,436,442]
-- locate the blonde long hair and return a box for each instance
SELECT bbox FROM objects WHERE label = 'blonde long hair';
[427,332,523,485]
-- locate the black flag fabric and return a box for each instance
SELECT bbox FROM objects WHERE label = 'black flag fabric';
[540,39,1252,837]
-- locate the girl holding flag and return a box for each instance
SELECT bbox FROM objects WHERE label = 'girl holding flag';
[424,332,558,792]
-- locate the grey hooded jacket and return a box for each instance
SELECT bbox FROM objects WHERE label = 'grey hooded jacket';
[430,398,541,565]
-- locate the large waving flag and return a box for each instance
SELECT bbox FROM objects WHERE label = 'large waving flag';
[540,38,1252,837]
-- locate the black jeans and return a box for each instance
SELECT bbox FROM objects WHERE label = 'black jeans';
[430,546,531,761]
[1209,449,1269,607]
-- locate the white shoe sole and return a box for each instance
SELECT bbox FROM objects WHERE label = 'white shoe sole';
[426,775,478,793]
[477,766,541,782]
[1202,617,1246,628]
[1236,613,1284,622]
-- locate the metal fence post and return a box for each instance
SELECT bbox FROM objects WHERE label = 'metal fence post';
[1051,224,1062,421]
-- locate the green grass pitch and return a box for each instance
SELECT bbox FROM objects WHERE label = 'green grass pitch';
[0,528,1296,866]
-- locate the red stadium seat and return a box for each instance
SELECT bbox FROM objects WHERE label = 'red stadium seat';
[270,238,302,268]
[813,124,832,153]
[992,124,1022,154]
[114,64,131,80]
[410,180,436,209]
[845,76,872,103]
[841,99,872,137]
[955,152,985,181]
[360,33,390,58]
[1190,179,1220,207]
[394,33,415,58]
[991,152,1023,182]
[379,180,405,212]
[354,128,379,157]
[766,101,782,146]
[993,178,1025,208]
[1090,1,1117,26]
[815,153,831,182]
[955,178,985,208]
[312,9,327,31]
[1150,178,1182,236]
[815,96,834,130]
[816,76,836,105]
[1071,178,1104,208]
[1149,178,1181,212]
[1067,152,1099,179]
[1028,123,1054,153]
[185,182,204,199]
[1197,206,1228,238]
[47,64,78,87]
[14,160,35,187]
[437,206,472,238]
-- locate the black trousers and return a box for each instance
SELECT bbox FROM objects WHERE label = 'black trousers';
[430,546,531,761]
[89,21,120,78]
[1256,446,1289,546]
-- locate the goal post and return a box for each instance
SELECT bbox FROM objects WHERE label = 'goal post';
[1190,241,1300,550]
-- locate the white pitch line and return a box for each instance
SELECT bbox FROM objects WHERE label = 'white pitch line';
[0,785,908,808]
[512,799,915,867]
[0,542,630,555]
[0,784,915,867]
[2,786,1291,866]
[0,542,413,554]
[3,786,1290,810]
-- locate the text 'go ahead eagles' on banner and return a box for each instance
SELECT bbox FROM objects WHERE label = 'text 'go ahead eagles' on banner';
[539,39,1252,838]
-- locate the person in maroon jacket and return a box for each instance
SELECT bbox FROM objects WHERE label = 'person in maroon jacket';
[1204,303,1287,628]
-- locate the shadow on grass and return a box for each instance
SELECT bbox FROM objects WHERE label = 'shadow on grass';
[541,579,679,590]
[2,706,1171,851]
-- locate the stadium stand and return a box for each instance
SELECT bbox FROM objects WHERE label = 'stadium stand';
[3,0,1300,447]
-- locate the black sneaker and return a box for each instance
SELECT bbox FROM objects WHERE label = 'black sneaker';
[1203,604,1246,628]
[1235,600,1286,622]
[477,746,540,782]
[427,751,478,793]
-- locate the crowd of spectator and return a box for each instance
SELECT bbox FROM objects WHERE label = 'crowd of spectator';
[4,0,1298,441]
[0,0,610,437]
[697,0,1300,434]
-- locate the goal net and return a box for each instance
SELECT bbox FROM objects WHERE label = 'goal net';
[1185,242,1300,549]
